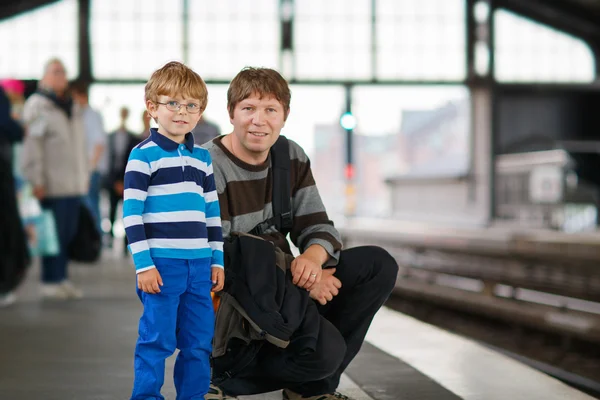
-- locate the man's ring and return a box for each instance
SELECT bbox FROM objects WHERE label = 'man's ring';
[310,273,317,277]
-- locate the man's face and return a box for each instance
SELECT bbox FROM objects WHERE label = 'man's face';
[230,92,288,164]
[43,62,68,94]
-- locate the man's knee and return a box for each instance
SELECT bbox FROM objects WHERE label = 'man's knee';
[365,245,399,293]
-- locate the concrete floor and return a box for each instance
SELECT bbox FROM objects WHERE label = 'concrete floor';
[0,250,373,400]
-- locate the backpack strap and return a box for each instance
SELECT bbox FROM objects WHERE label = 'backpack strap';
[249,136,293,235]
[271,136,293,232]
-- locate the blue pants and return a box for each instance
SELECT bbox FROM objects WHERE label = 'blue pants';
[84,171,102,233]
[40,197,81,283]
[131,257,214,400]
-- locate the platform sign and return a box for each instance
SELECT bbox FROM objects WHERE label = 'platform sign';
[529,166,563,203]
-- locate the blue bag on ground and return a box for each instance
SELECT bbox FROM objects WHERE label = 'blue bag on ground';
[34,210,60,257]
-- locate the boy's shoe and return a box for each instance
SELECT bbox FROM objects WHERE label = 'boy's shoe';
[204,384,237,400]
[60,281,83,299]
[282,389,352,400]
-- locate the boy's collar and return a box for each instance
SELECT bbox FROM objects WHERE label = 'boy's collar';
[150,128,195,152]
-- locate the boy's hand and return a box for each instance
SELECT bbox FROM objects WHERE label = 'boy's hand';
[137,268,163,294]
[211,267,225,292]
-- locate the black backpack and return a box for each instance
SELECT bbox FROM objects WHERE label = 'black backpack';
[68,203,102,263]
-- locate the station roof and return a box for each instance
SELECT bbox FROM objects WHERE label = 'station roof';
[1,0,599,52]
[0,0,60,21]
[497,0,600,48]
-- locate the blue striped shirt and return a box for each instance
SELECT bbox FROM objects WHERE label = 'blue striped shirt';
[123,128,224,273]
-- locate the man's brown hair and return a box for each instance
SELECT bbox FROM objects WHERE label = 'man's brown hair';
[145,61,208,112]
[227,67,291,119]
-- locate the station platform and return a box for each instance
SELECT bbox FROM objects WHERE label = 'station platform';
[0,250,596,400]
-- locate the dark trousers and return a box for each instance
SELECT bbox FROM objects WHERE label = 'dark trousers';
[220,246,399,397]
[108,189,122,238]
[40,197,81,283]
[108,189,128,252]
[84,171,102,233]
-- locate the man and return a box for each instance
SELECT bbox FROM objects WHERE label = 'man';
[204,67,398,400]
[21,58,88,299]
[191,114,220,145]
[71,80,106,233]
[105,107,138,254]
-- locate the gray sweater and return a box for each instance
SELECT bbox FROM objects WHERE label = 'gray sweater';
[204,135,342,265]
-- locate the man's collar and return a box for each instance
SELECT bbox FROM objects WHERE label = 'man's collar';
[150,128,195,152]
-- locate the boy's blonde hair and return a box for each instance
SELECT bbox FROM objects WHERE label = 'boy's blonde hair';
[145,61,208,112]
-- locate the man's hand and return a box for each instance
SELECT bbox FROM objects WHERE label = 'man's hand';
[291,253,323,290]
[211,267,225,292]
[33,185,45,201]
[309,268,342,306]
[137,268,163,294]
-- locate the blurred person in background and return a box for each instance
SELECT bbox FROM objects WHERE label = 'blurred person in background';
[191,114,220,145]
[0,79,25,169]
[21,58,88,300]
[0,82,29,307]
[105,106,138,254]
[140,109,151,140]
[71,80,106,233]
[1,79,26,186]
[0,79,25,122]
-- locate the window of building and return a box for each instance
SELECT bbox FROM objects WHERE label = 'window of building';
[91,0,184,79]
[376,0,466,81]
[0,0,78,79]
[494,9,595,82]
[294,0,372,80]
[188,0,279,80]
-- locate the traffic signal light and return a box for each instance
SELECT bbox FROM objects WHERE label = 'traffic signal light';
[339,111,357,131]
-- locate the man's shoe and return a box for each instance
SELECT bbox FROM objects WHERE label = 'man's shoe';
[40,283,69,300]
[282,388,352,400]
[204,384,237,400]
[60,281,83,299]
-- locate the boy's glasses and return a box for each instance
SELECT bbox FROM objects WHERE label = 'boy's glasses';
[156,100,201,114]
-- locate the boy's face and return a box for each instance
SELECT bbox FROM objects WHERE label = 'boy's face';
[146,94,202,144]
[229,92,289,164]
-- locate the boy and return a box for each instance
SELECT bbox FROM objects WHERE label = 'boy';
[123,61,224,400]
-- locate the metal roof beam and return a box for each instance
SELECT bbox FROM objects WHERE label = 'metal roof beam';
[0,0,60,21]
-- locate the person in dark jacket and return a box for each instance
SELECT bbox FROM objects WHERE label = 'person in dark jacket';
[204,67,399,400]
[105,107,138,253]
[0,85,30,307]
